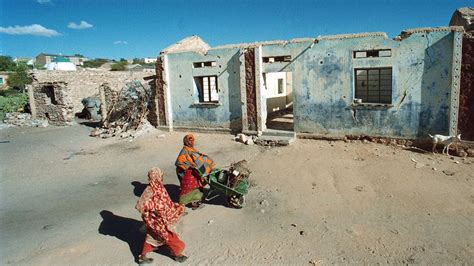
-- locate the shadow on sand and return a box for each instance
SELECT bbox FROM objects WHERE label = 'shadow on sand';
[98,211,176,263]
[98,210,145,263]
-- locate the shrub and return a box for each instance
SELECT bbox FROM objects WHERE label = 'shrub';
[0,89,28,120]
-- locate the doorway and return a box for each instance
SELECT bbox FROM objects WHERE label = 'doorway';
[263,71,294,132]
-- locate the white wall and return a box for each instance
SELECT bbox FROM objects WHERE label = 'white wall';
[265,72,286,98]
[264,72,292,113]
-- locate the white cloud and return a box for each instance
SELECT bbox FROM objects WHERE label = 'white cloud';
[114,40,128,45]
[67,21,93,30]
[37,0,52,4]
[0,24,60,37]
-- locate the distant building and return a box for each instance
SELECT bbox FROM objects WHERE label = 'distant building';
[126,64,145,72]
[14,57,32,64]
[0,71,10,89]
[143,65,155,73]
[144,57,157,64]
[36,53,88,66]
[45,56,77,71]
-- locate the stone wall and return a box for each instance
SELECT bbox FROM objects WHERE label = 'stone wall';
[458,34,474,140]
[155,58,167,126]
[31,70,150,114]
[29,81,74,126]
[245,48,257,131]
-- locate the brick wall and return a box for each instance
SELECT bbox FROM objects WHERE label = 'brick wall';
[458,35,474,140]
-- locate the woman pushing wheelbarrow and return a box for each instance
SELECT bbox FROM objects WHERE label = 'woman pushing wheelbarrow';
[175,134,250,209]
[175,134,215,209]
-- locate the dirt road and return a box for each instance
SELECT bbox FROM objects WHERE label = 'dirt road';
[0,125,473,265]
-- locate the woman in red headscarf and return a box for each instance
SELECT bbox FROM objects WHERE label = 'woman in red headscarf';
[135,167,187,263]
[175,134,216,209]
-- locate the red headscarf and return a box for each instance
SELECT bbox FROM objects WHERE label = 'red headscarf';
[136,167,184,242]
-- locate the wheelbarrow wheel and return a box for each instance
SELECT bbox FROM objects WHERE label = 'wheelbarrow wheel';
[227,195,245,209]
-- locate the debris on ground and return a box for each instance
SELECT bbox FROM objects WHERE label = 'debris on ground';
[90,80,152,139]
[442,170,455,176]
[3,112,48,128]
[234,133,255,145]
[80,97,101,120]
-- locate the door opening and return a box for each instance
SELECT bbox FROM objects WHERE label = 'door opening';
[263,71,294,132]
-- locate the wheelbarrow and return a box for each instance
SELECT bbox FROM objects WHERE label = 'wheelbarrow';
[195,160,250,208]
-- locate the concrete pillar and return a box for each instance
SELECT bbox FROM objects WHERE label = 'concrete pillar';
[239,50,249,132]
[27,85,36,119]
[163,54,173,131]
[449,30,463,136]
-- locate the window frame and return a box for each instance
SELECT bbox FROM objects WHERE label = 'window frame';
[354,67,392,104]
[194,75,219,103]
[277,78,284,95]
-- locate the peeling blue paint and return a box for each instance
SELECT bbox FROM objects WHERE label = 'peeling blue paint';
[165,30,457,138]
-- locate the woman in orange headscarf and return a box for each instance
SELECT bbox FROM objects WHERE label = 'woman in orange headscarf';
[175,134,215,209]
[135,167,187,263]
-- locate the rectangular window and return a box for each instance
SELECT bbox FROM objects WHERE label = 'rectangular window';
[353,49,391,58]
[277,78,284,94]
[194,76,218,103]
[193,61,216,68]
[354,68,392,104]
[263,55,292,63]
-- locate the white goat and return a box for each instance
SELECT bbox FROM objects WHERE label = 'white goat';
[428,134,461,155]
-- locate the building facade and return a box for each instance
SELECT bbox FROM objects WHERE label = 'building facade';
[36,53,88,66]
[152,27,465,139]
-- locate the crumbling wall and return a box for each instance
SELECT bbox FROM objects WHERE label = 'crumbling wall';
[245,48,257,131]
[32,70,149,114]
[30,81,74,126]
[155,57,167,126]
[458,34,474,140]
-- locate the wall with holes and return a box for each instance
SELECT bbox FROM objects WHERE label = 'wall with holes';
[165,48,242,130]
[260,30,457,138]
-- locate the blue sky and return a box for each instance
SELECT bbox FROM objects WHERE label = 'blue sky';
[0,0,471,59]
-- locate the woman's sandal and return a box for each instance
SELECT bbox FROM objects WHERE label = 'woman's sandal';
[191,202,205,210]
[173,255,188,263]
[138,255,153,264]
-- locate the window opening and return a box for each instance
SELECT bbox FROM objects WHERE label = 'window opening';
[194,76,218,103]
[354,68,392,104]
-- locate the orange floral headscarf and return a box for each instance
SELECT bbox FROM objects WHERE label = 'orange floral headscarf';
[183,134,195,148]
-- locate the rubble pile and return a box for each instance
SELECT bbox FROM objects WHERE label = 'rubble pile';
[3,112,48,128]
[91,80,152,138]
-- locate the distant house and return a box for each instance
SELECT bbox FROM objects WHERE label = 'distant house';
[36,53,88,66]
[45,56,77,71]
[143,65,155,73]
[127,64,145,72]
[144,57,157,64]
[0,72,10,89]
[14,57,32,64]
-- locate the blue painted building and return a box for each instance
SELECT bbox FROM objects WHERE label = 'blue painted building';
[154,27,464,139]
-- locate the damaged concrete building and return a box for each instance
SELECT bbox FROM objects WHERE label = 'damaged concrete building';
[27,70,150,126]
[152,26,470,140]
[450,7,474,141]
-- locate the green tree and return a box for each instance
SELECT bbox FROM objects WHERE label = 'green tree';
[83,58,109,68]
[110,61,128,71]
[0,56,16,71]
[132,58,144,64]
[8,63,32,91]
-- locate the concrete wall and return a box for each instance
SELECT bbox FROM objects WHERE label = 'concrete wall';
[165,48,242,130]
[32,70,150,114]
[260,30,458,138]
[162,28,461,138]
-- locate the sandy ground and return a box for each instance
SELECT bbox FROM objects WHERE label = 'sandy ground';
[0,124,473,265]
